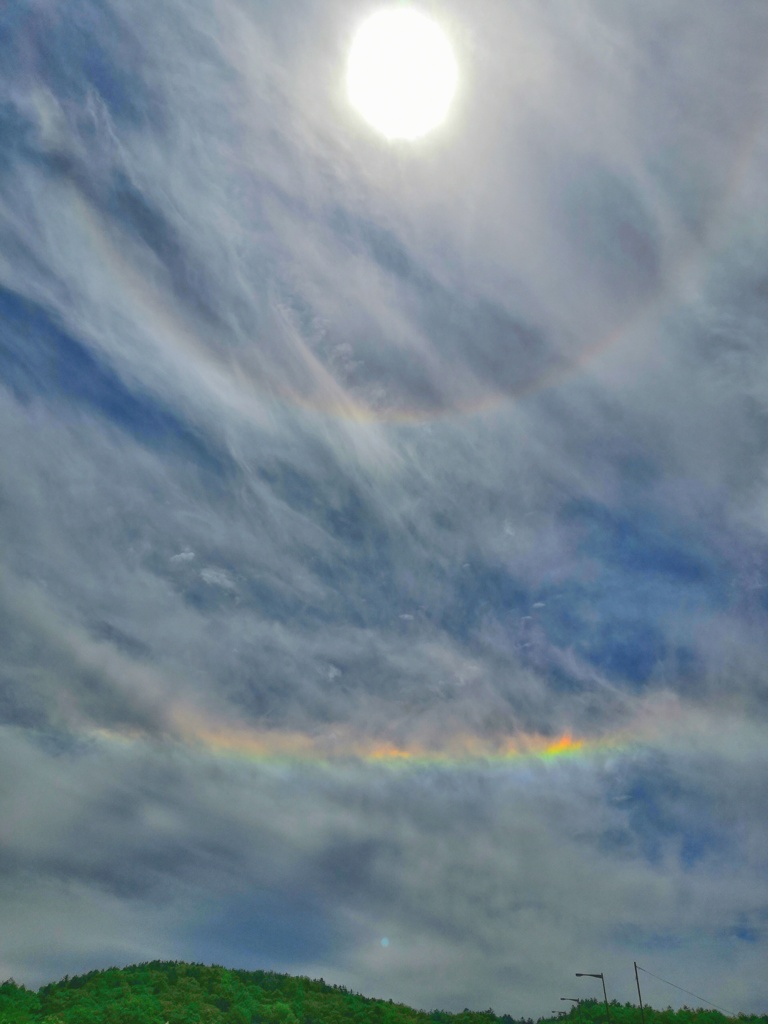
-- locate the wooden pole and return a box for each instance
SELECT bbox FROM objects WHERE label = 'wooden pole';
[634,963,646,1024]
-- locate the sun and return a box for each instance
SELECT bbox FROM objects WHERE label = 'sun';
[346,7,458,141]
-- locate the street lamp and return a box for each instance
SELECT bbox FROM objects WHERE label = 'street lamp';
[560,998,582,1022]
[576,973,610,1023]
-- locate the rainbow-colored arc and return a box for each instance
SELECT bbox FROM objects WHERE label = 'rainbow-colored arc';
[85,695,767,770]
[187,727,590,766]
[92,708,627,769]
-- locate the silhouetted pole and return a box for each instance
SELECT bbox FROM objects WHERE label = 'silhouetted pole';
[561,998,582,1023]
[576,973,610,1024]
[634,963,646,1024]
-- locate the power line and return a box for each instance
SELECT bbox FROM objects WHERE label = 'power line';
[635,965,735,1018]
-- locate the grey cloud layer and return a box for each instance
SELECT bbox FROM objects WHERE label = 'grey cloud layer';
[3,727,768,1014]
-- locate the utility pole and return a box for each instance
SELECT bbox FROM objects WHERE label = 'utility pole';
[634,963,646,1024]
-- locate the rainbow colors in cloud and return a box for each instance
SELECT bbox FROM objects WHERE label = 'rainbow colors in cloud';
[173,707,604,766]
[87,695,765,771]
[91,705,629,770]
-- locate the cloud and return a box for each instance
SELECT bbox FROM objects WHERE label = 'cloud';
[2,719,767,1014]
[1,0,768,1015]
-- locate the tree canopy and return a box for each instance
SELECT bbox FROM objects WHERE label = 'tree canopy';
[0,963,764,1024]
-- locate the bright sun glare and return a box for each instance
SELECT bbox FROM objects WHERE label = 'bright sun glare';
[347,7,458,141]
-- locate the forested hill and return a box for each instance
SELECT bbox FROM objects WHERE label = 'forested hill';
[0,962,764,1024]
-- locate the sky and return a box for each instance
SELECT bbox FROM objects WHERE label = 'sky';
[1,0,768,1017]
